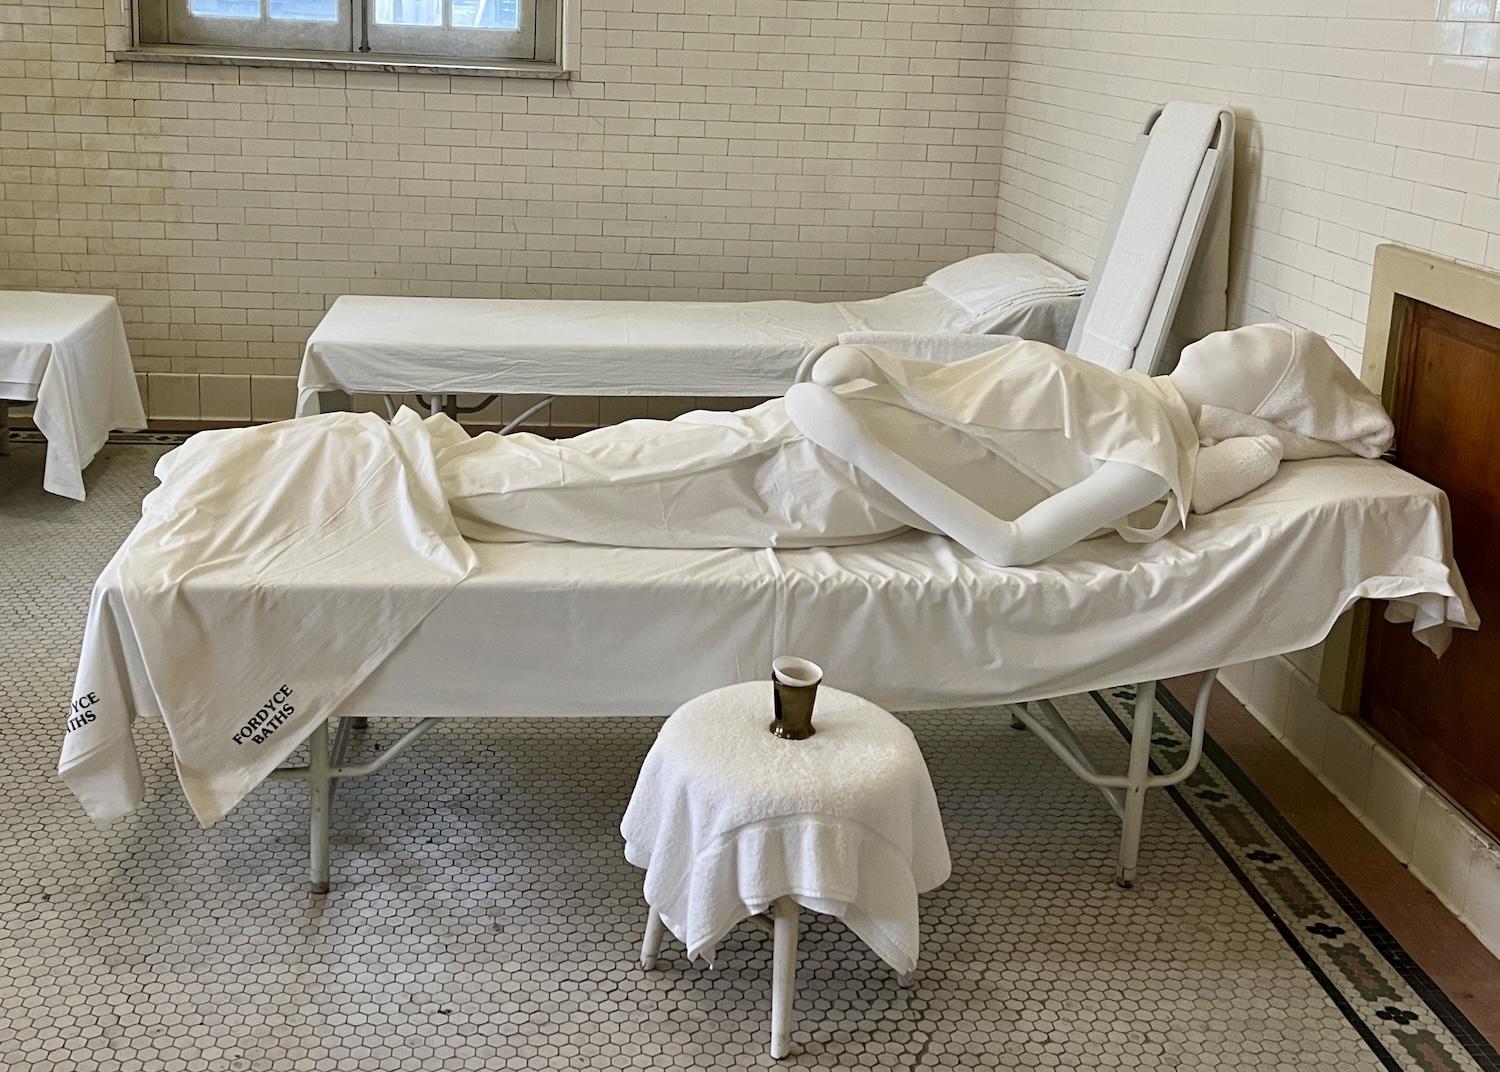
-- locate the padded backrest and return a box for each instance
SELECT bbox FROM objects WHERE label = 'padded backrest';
[1066,105,1236,376]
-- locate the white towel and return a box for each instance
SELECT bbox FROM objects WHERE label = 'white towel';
[1193,325,1394,460]
[1075,103,1223,373]
[621,683,951,976]
[1190,435,1282,514]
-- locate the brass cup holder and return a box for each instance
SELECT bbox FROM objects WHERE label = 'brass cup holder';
[769,656,823,740]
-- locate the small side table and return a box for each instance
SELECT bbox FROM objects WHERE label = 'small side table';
[621,681,951,1059]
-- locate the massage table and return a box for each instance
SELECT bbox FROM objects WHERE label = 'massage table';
[69,456,1475,892]
[294,264,1085,420]
[0,292,146,500]
[294,102,1236,423]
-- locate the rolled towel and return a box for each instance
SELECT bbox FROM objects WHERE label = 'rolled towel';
[1190,434,1283,514]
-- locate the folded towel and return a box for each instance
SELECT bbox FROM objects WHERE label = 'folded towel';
[1076,103,1223,372]
[1194,325,1394,460]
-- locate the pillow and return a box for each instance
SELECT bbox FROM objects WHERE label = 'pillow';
[925,253,1085,320]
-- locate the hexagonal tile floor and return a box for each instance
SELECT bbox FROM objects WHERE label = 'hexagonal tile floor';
[2,436,1496,1071]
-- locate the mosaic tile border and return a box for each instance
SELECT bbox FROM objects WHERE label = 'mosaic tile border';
[1100,684,1500,1072]
[5,428,192,447]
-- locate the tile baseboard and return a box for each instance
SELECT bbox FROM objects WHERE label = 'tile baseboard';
[1222,653,1500,962]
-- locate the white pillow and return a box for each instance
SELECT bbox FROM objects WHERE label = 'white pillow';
[925,253,1084,319]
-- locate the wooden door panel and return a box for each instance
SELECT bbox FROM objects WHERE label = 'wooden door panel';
[1361,300,1500,836]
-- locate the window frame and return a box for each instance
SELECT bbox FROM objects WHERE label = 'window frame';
[159,0,352,52]
[365,0,543,62]
[130,0,562,73]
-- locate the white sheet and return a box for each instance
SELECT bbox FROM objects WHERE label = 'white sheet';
[0,292,146,499]
[64,456,1476,826]
[621,683,950,975]
[436,341,1197,552]
[61,410,476,825]
[294,280,1083,415]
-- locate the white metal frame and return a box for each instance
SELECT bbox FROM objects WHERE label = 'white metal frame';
[268,670,1217,895]
[1007,672,1218,887]
[266,715,439,893]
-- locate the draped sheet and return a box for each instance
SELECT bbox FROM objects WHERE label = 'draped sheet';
[0,292,145,500]
[60,410,476,824]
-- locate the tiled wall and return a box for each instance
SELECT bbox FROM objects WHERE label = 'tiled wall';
[991,0,1500,960]
[1220,655,1500,961]
[0,0,1010,423]
[995,0,1500,364]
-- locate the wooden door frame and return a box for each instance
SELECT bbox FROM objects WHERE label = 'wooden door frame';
[1318,243,1500,713]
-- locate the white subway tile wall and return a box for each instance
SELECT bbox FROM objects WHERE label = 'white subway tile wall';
[0,0,1010,423]
[996,0,1500,365]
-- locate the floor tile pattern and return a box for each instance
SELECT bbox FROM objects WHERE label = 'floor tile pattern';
[1,438,1492,1070]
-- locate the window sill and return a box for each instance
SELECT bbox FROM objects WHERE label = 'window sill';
[113,44,569,79]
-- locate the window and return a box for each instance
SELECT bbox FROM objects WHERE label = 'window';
[133,0,559,68]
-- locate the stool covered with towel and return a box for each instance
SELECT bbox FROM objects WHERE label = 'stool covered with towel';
[621,681,951,1058]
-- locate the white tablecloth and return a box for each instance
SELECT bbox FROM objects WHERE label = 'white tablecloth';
[0,292,145,499]
[621,682,951,975]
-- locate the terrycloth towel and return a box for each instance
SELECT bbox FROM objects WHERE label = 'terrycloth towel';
[60,408,476,824]
[1193,325,1395,460]
[1190,435,1282,513]
[621,683,951,976]
[1075,103,1223,372]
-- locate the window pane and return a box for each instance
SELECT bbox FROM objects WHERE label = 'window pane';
[374,0,441,25]
[452,0,519,29]
[189,0,259,18]
[269,0,338,20]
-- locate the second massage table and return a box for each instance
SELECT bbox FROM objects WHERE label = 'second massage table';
[66,456,1475,891]
[293,262,1086,418]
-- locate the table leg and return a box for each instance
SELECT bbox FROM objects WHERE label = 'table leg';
[640,906,665,970]
[0,400,10,455]
[770,896,800,1059]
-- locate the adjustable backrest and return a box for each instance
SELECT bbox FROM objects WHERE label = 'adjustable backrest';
[1066,104,1236,376]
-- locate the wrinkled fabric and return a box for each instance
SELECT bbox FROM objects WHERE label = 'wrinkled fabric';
[1193,325,1394,459]
[65,457,1478,823]
[621,683,950,975]
[0,292,145,500]
[837,342,1201,542]
[60,410,476,823]
[440,341,1201,551]
[924,252,1085,320]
